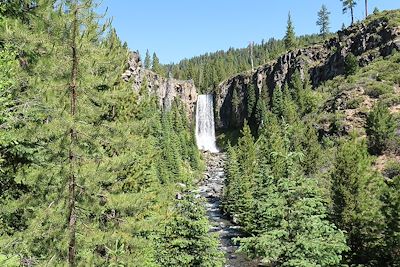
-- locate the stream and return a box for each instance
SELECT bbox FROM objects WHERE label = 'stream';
[196,152,258,267]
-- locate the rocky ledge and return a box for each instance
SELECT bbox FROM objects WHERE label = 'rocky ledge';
[215,11,400,130]
[122,52,198,116]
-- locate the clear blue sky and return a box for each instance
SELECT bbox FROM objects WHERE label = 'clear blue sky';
[99,1,400,64]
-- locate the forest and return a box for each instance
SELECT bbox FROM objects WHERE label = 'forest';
[1,0,400,266]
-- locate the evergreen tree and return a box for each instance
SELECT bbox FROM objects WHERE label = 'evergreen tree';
[284,12,296,50]
[239,124,348,266]
[144,49,151,69]
[341,0,357,25]
[381,175,400,266]
[157,196,224,267]
[301,124,323,176]
[317,5,331,37]
[366,101,396,155]
[0,1,218,265]
[246,82,256,119]
[254,98,267,135]
[231,87,241,126]
[290,69,303,105]
[152,52,162,75]
[331,138,385,265]
[231,87,240,111]
[235,122,257,228]
[344,53,359,76]
[222,144,241,215]
[281,83,299,124]
[272,85,284,118]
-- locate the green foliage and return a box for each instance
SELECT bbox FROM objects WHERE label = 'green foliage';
[220,45,400,266]
[341,0,357,25]
[284,12,296,50]
[272,85,284,118]
[226,119,348,266]
[152,52,163,76]
[317,5,331,37]
[223,122,256,228]
[366,101,396,155]
[344,53,359,76]
[144,49,151,69]
[0,1,221,266]
[331,138,385,265]
[246,82,256,119]
[164,34,325,93]
[381,174,400,266]
[383,160,400,179]
[364,82,393,98]
[231,87,240,109]
[157,196,224,267]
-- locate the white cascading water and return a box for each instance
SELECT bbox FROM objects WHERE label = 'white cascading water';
[195,94,219,153]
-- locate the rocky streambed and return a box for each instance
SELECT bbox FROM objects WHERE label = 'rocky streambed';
[195,152,258,267]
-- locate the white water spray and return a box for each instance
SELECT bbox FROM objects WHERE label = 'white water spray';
[195,94,219,153]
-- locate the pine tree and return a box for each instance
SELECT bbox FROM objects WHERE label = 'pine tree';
[239,124,348,266]
[281,83,299,124]
[366,101,396,155]
[344,52,359,76]
[331,138,385,265]
[341,0,357,25]
[152,52,162,75]
[381,175,400,266]
[284,12,296,50]
[235,121,257,228]
[290,69,303,105]
[317,5,331,37]
[246,82,256,119]
[222,144,241,215]
[0,1,223,266]
[254,98,267,135]
[272,85,284,118]
[144,49,151,69]
[157,196,224,267]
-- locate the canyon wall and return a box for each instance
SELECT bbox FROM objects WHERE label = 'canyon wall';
[216,15,400,129]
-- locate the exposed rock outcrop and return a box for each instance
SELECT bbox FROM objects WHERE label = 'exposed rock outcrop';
[216,14,400,130]
[122,52,198,116]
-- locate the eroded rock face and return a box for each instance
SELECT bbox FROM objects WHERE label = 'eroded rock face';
[122,52,198,116]
[216,17,400,130]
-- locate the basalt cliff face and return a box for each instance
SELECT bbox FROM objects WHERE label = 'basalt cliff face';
[122,52,198,116]
[215,14,400,130]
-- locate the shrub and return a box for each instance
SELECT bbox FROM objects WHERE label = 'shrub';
[366,102,397,155]
[346,97,363,109]
[386,136,400,155]
[365,83,393,98]
[380,94,400,107]
[344,53,359,76]
[383,160,400,179]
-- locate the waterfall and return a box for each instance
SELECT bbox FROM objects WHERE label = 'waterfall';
[195,94,219,153]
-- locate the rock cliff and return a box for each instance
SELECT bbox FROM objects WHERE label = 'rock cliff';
[122,52,198,116]
[216,13,400,130]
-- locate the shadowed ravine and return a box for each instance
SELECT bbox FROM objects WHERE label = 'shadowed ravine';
[196,152,258,267]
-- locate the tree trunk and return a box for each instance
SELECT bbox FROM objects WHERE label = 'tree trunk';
[68,6,79,267]
[351,6,354,25]
[249,42,254,71]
